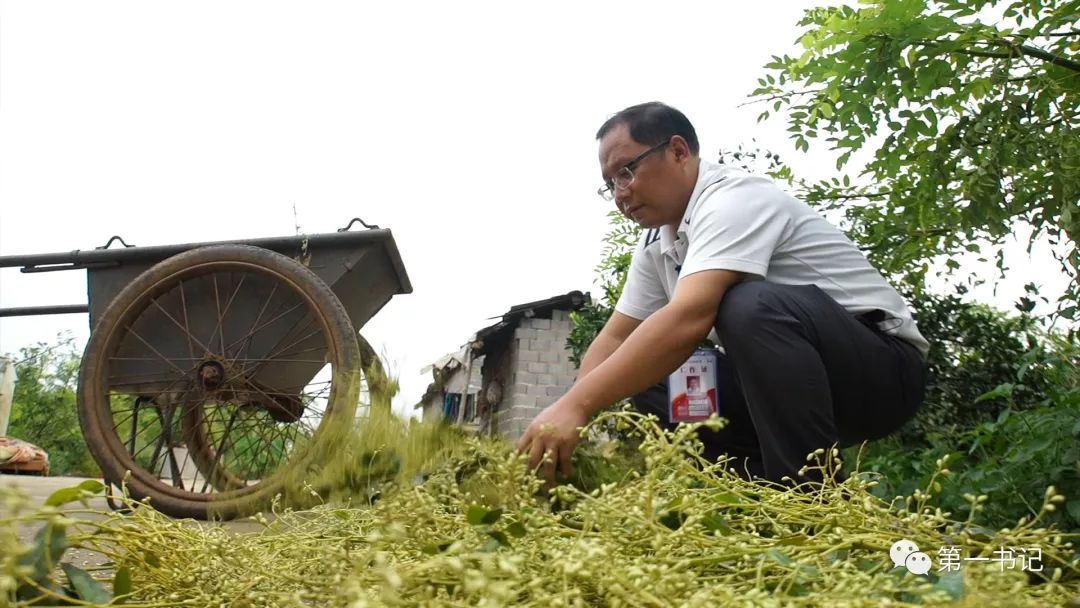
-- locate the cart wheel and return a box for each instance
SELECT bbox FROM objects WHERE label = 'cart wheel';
[78,244,366,520]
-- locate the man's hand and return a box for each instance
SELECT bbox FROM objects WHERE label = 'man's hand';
[513,272,744,487]
[515,398,589,486]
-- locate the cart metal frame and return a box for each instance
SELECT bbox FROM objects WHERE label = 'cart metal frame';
[0,219,411,519]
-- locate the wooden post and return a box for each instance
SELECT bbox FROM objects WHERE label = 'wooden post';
[459,345,475,424]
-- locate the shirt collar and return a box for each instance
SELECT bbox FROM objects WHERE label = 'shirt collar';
[659,159,727,255]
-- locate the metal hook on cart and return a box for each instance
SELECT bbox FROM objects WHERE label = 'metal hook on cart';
[96,236,135,249]
[337,217,380,232]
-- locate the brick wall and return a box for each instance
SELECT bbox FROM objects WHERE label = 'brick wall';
[496,309,579,439]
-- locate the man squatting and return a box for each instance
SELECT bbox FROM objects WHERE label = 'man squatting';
[516,102,928,486]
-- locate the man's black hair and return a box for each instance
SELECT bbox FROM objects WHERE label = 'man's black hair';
[595,102,700,156]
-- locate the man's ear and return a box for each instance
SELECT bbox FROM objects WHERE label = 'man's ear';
[670,135,693,162]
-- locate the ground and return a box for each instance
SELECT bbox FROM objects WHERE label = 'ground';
[1,473,263,569]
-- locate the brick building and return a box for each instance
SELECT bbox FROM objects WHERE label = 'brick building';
[418,291,589,440]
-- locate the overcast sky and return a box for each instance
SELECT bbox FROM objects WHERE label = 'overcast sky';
[1,1,1070,418]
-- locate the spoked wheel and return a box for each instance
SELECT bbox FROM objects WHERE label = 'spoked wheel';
[78,245,366,520]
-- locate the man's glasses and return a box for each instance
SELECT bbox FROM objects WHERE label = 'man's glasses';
[597,139,670,201]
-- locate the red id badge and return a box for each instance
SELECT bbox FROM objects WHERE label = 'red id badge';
[668,348,720,423]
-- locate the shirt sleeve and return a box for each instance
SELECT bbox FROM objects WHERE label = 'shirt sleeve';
[614,235,667,320]
[679,178,791,279]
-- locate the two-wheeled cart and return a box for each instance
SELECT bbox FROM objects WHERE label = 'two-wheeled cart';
[0,219,410,519]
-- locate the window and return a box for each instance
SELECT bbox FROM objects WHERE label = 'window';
[462,393,477,423]
[442,393,461,422]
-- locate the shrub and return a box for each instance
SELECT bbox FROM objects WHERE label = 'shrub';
[853,333,1080,532]
[7,336,101,477]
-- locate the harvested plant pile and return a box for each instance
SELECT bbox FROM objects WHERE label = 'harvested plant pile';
[3,408,1080,607]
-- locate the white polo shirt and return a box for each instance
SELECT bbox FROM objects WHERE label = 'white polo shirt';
[614,159,929,356]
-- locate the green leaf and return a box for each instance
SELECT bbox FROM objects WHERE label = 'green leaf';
[506,521,527,538]
[62,563,112,603]
[766,548,795,567]
[975,384,1014,403]
[77,480,105,494]
[45,487,85,507]
[899,591,924,604]
[826,548,850,562]
[856,557,881,572]
[789,581,814,596]
[959,525,995,543]
[1067,499,1080,523]
[113,566,133,602]
[933,570,964,600]
[701,513,731,534]
[658,510,686,531]
[15,522,70,602]
[45,481,105,508]
[465,505,504,526]
[16,579,68,603]
[18,522,69,582]
[776,534,808,546]
[715,492,739,504]
[487,530,511,547]
[420,541,453,555]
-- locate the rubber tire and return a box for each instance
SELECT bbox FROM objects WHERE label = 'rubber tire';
[78,244,363,520]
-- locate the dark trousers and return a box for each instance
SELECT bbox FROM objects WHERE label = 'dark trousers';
[630,281,926,484]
